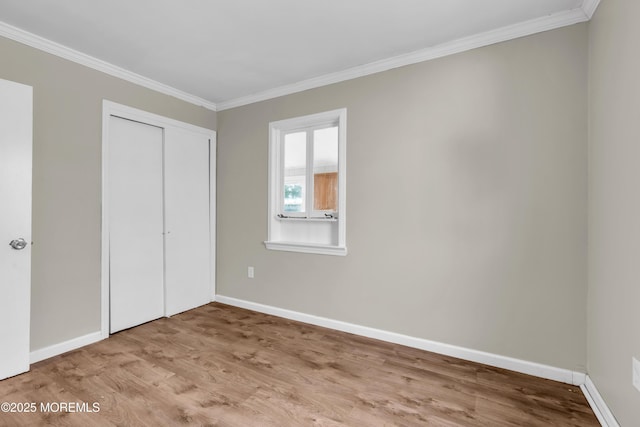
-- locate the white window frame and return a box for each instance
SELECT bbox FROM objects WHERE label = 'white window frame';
[265,108,347,256]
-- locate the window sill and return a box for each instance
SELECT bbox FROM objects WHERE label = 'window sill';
[276,216,337,222]
[264,241,347,256]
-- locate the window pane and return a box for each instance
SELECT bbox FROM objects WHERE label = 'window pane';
[284,132,306,212]
[313,127,338,211]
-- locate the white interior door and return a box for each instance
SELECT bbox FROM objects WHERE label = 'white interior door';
[164,128,211,316]
[0,79,32,380]
[108,116,164,333]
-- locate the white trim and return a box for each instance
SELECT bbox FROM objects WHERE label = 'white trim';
[100,103,111,339]
[101,100,217,339]
[103,101,215,136]
[264,241,347,256]
[215,295,585,386]
[581,376,621,427]
[209,134,217,301]
[582,0,602,19]
[30,332,103,364]
[216,8,589,110]
[0,21,216,111]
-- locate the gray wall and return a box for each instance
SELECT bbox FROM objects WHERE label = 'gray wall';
[218,24,588,371]
[0,36,217,351]
[588,0,640,424]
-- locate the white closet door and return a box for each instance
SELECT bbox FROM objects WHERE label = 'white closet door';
[164,128,211,316]
[0,79,32,380]
[109,116,165,333]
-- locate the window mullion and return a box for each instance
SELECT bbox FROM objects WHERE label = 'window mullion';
[306,129,314,218]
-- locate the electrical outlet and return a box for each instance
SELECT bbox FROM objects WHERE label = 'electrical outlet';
[633,357,640,393]
[248,266,254,279]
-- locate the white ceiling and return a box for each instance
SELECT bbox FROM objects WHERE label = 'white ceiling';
[0,0,595,110]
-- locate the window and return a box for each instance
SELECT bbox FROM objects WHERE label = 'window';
[265,108,346,256]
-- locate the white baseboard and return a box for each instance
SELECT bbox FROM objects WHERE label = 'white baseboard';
[215,295,586,386]
[30,331,103,364]
[580,376,620,427]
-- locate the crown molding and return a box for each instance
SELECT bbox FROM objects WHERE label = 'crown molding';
[0,20,217,111]
[1,3,599,114]
[582,0,602,19]
[217,8,589,111]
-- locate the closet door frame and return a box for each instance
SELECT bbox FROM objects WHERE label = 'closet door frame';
[100,100,216,339]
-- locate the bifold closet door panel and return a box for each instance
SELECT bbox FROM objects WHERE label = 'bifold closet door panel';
[108,116,165,333]
[164,128,211,316]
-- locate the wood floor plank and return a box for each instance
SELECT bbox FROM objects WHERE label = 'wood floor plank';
[0,303,599,426]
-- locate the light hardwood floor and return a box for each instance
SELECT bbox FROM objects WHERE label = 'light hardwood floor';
[0,303,598,426]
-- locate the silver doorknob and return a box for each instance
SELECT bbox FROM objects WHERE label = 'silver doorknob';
[9,238,27,250]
